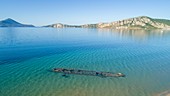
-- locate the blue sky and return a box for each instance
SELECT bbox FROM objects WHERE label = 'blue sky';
[0,0,170,26]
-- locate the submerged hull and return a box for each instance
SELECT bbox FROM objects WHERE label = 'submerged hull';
[53,68,125,78]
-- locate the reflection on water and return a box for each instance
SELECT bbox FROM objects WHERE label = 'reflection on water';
[97,29,170,41]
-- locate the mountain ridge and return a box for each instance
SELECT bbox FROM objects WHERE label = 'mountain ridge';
[47,16,170,29]
[1,16,170,29]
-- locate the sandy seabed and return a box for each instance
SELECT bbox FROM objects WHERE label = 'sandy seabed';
[156,90,170,96]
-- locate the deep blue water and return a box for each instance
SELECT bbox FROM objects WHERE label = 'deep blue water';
[0,28,170,96]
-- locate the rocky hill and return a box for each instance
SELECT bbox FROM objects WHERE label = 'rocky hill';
[0,18,34,27]
[47,16,170,29]
[83,16,170,29]
[45,23,81,28]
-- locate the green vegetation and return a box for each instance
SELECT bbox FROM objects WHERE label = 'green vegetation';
[153,19,170,26]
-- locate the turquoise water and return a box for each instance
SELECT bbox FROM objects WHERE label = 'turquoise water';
[0,28,170,96]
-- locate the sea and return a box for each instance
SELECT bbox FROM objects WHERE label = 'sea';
[0,28,170,96]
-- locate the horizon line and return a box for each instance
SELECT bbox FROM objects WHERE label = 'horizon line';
[1,15,170,26]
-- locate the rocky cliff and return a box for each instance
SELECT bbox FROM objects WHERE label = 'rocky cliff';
[82,16,170,29]
[45,23,81,28]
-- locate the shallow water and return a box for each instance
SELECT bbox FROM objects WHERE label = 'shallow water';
[0,28,170,96]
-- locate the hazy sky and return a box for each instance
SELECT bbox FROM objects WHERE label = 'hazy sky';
[0,0,169,26]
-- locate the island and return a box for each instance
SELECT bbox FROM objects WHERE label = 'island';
[0,18,34,27]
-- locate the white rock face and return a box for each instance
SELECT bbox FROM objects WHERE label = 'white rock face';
[52,23,65,28]
[95,16,170,29]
